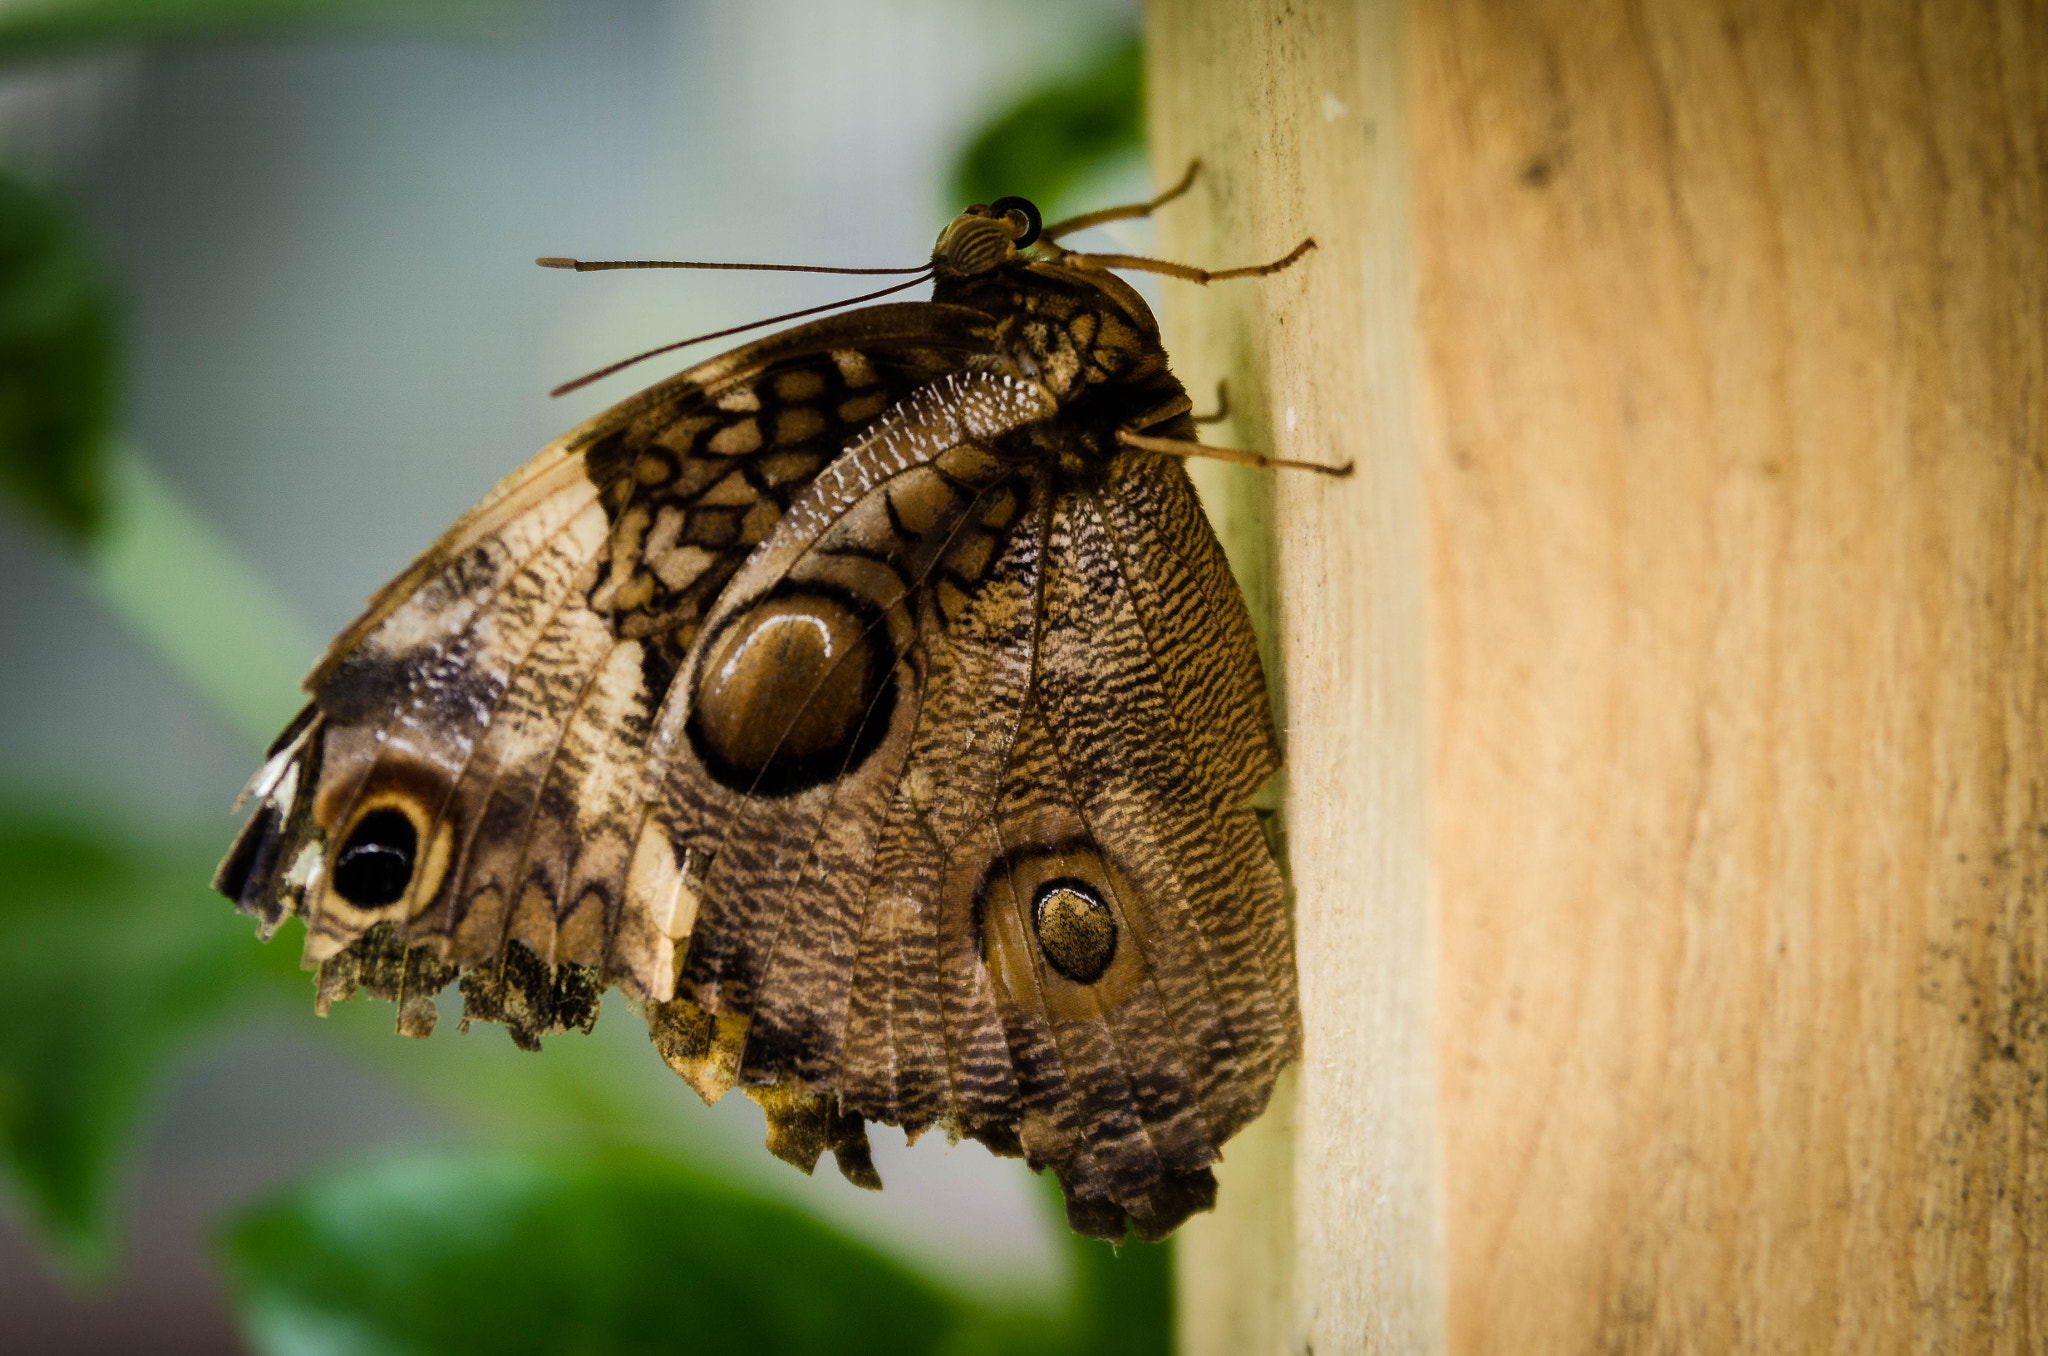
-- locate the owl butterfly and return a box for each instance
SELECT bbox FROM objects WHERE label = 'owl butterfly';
[216,165,1342,1242]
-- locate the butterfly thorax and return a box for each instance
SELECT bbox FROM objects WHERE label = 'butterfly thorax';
[931,207,1193,478]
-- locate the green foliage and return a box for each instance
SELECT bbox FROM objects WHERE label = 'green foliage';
[0,0,521,66]
[84,455,316,747]
[219,1146,1174,1356]
[222,1145,975,1356]
[0,171,116,545]
[949,31,1143,219]
[0,806,302,1272]
[1050,1174,1173,1356]
[1065,1228,1173,1356]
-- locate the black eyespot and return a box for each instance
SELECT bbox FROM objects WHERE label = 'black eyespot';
[685,581,898,798]
[1032,876,1116,984]
[332,807,418,908]
[988,196,1042,249]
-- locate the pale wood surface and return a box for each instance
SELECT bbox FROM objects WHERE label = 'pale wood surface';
[1149,3,1440,1354]
[1150,1,2047,1353]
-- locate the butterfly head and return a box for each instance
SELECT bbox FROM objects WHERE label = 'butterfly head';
[931,196,1042,279]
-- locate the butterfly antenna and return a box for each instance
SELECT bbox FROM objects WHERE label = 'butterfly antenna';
[546,270,936,397]
[536,257,928,276]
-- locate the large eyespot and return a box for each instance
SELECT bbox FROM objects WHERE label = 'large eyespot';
[1033,876,1117,984]
[687,583,896,796]
[988,195,1042,249]
[332,807,418,908]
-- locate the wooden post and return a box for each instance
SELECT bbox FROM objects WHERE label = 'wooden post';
[1146,2,2048,1352]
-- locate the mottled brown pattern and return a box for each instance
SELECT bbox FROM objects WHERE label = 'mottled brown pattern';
[216,198,1302,1241]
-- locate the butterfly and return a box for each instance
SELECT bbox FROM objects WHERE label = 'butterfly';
[215,165,1340,1242]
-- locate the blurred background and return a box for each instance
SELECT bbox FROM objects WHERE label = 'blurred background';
[0,2,1174,1351]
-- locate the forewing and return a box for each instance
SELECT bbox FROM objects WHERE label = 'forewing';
[216,304,999,1034]
[632,372,1057,1063]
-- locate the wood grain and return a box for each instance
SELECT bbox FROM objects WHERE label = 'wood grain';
[1149,2,1439,1352]
[1149,0,2046,1351]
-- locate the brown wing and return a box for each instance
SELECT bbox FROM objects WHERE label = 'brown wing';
[985,465,1295,1239]
[215,302,999,1019]
[627,367,1063,1059]
[217,333,1293,1241]
[926,457,1293,1241]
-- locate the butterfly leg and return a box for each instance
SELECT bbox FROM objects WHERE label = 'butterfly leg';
[1192,378,1229,424]
[1053,237,1316,285]
[1039,159,1202,241]
[1116,427,1353,477]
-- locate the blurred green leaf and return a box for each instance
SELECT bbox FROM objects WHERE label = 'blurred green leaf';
[85,453,316,747]
[221,1144,983,1356]
[0,0,523,65]
[1067,1231,1171,1356]
[950,31,1143,218]
[0,171,116,544]
[1040,1174,1172,1356]
[0,803,302,1272]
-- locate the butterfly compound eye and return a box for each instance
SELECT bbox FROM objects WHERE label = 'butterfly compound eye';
[988,196,1042,249]
[333,807,418,907]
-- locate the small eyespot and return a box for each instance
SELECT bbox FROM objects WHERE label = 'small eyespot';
[988,196,1042,249]
[1033,877,1116,983]
[332,807,418,908]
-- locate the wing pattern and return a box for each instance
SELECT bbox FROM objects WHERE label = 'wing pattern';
[218,300,1298,1240]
